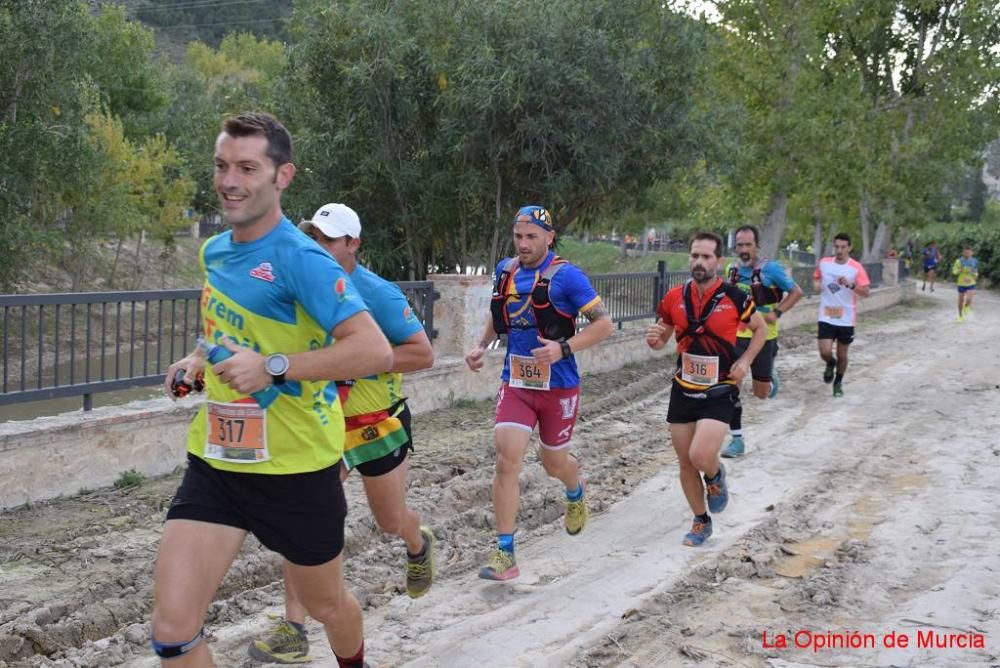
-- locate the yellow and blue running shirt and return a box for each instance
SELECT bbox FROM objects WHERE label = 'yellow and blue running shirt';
[494,251,601,389]
[726,260,797,340]
[339,265,424,468]
[953,257,978,287]
[187,218,367,474]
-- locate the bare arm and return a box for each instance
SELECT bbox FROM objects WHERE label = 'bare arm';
[566,302,614,353]
[391,329,434,373]
[853,284,871,298]
[645,318,675,350]
[464,312,497,372]
[531,301,614,364]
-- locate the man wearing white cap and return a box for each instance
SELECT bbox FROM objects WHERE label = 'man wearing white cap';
[250,203,435,664]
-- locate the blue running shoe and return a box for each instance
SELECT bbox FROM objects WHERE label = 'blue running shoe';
[705,464,728,513]
[683,517,713,547]
[721,436,746,458]
[768,372,780,399]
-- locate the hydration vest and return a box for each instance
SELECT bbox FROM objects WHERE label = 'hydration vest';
[728,262,783,307]
[490,257,577,341]
[675,280,742,381]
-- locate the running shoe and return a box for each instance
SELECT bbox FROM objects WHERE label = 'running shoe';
[721,435,746,458]
[564,483,589,535]
[832,383,844,397]
[963,304,971,316]
[823,362,835,383]
[956,315,965,323]
[683,517,713,547]
[768,372,780,399]
[249,619,311,664]
[406,526,435,598]
[704,464,728,513]
[478,547,519,581]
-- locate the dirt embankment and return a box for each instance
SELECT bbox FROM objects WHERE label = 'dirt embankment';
[2,290,998,667]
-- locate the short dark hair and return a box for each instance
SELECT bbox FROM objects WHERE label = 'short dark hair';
[690,231,724,258]
[734,225,760,245]
[221,112,293,167]
[833,233,851,245]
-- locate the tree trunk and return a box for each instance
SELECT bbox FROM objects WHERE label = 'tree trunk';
[871,221,892,261]
[130,231,144,290]
[108,236,125,287]
[759,190,788,259]
[812,209,823,263]
[859,189,873,260]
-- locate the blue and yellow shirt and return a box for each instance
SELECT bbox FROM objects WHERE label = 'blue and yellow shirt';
[342,264,424,417]
[726,259,797,340]
[495,251,601,389]
[953,257,978,287]
[188,218,367,474]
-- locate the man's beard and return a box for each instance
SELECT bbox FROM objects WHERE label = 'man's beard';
[691,266,714,283]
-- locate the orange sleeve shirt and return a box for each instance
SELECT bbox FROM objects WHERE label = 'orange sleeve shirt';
[657,277,756,388]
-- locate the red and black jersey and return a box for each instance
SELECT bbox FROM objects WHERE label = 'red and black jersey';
[657,277,756,389]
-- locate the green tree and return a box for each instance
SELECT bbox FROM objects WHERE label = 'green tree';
[284,0,705,278]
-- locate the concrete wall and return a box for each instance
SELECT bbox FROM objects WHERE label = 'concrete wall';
[0,266,912,509]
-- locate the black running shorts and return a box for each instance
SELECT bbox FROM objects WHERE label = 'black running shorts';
[166,453,347,566]
[735,338,778,383]
[666,381,739,425]
[817,321,855,344]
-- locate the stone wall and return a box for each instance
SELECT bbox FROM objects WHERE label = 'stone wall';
[0,263,911,509]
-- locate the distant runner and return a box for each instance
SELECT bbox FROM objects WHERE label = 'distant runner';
[721,225,802,458]
[813,233,871,397]
[952,245,978,322]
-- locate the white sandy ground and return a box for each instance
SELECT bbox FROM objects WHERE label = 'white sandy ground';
[4,287,996,668]
[173,287,998,668]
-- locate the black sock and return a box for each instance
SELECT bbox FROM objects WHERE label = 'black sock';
[695,513,711,524]
[834,373,844,385]
[287,620,306,635]
[826,359,836,368]
[730,403,742,432]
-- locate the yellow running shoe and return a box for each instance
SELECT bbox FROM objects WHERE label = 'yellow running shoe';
[406,526,435,598]
[248,618,311,664]
[564,483,589,535]
[478,547,519,580]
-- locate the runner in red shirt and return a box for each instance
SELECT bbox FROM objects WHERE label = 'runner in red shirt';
[646,232,767,546]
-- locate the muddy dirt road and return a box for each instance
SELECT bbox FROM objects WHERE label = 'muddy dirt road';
[1,289,997,667]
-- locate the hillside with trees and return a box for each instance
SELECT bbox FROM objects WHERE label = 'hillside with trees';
[1,0,998,293]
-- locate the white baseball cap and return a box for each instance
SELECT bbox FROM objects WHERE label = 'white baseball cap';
[299,203,362,239]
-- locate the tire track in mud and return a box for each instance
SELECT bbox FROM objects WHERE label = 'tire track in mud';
[573,292,1000,668]
[0,350,682,667]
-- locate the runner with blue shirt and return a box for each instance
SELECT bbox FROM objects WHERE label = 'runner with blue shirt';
[249,203,436,664]
[721,225,802,458]
[155,113,392,668]
[464,205,613,581]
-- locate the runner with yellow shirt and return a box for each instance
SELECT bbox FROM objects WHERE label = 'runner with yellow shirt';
[153,113,392,668]
[722,225,802,458]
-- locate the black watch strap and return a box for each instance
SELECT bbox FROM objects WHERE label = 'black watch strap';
[560,340,573,360]
[774,308,783,318]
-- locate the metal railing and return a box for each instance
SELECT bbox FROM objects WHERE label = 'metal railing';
[588,261,688,328]
[1,282,437,410]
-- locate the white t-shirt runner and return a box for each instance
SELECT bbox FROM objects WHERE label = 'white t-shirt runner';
[814,257,870,326]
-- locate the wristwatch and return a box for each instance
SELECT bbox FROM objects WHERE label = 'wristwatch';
[265,353,290,385]
[560,340,573,360]
[773,308,783,318]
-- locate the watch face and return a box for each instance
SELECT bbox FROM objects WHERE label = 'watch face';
[266,354,288,376]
